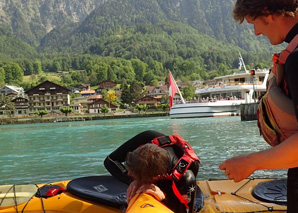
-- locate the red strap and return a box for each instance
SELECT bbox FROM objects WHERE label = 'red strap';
[171,179,189,209]
[278,34,298,63]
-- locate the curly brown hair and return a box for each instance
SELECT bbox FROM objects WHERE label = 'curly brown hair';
[125,144,170,185]
[233,0,298,23]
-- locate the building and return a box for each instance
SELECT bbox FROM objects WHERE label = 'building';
[98,80,117,89]
[135,96,160,106]
[79,84,91,91]
[11,97,29,116]
[0,85,25,98]
[146,85,168,98]
[97,80,118,94]
[26,80,71,114]
[80,90,96,97]
[88,99,117,113]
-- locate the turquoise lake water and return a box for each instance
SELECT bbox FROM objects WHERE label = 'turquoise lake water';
[0,116,287,185]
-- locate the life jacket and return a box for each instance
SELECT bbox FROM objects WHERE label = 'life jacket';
[257,35,298,146]
[151,135,200,209]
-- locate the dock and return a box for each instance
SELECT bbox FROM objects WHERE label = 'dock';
[240,103,259,121]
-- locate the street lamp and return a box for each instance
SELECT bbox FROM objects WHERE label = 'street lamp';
[250,69,256,102]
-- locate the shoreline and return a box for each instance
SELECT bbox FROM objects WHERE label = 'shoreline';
[0,112,169,125]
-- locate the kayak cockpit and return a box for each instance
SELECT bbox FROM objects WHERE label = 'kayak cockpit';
[67,176,128,211]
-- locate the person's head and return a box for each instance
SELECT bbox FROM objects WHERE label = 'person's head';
[125,143,170,184]
[233,0,298,24]
[233,0,298,45]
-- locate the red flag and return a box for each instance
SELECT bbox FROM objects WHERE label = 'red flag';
[169,72,177,109]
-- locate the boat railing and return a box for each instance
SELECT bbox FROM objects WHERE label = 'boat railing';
[174,97,246,104]
[197,81,264,89]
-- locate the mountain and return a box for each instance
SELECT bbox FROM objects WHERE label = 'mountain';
[37,0,283,54]
[0,0,105,46]
[0,0,284,63]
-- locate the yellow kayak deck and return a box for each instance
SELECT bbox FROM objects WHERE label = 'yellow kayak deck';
[0,176,287,213]
[198,178,286,213]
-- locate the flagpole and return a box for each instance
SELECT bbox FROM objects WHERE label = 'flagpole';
[169,71,186,104]
[239,52,248,73]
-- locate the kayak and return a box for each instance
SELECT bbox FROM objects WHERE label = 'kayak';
[0,175,287,213]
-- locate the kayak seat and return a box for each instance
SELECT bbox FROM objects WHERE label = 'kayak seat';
[252,179,287,205]
[67,176,128,210]
[67,175,204,211]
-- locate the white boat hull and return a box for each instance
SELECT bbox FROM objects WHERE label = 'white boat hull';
[169,100,246,119]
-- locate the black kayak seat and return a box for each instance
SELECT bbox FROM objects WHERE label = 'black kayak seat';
[67,176,128,210]
[252,179,287,206]
[67,175,204,211]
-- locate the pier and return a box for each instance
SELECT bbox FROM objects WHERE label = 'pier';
[240,103,259,121]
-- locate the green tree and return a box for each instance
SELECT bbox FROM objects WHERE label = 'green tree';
[3,63,24,85]
[121,83,133,105]
[0,96,15,116]
[100,106,109,116]
[131,59,147,81]
[143,71,155,85]
[182,84,196,101]
[160,103,170,112]
[36,110,48,118]
[136,104,144,114]
[60,107,73,117]
[33,60,43,75]
[23,60,34,75]
[0,67,5,86]
[130,81,145,103]
[218,63,229,76]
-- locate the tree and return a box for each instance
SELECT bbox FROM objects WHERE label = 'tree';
[0,96,15,116]
[130,81,145,103]
[106,90,117,107]
[135,104,148,114]
[182,84,196,101]
[22,60,34,75]
[131,59,147,81]
[36,110,48,118]
[3,63,24,85]
[100,106,109,116]
[161,104,170,112]
[33,60,43,75]
[121,83,133,105]
[60,107,73,116]
[0,67,5,86]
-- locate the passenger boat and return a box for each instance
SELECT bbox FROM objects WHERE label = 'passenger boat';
[169,55,269,119]
[0,175,287,213]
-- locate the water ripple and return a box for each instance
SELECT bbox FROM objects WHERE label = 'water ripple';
[0,117,287,184]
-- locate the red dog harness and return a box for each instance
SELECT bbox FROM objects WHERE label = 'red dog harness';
[151,135,200,209]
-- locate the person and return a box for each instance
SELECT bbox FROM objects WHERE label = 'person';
[104,130,200,213]
[219,1,298,212]
[125,144,169,203]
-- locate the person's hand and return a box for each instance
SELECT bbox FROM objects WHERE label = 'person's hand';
[127,180,141,203]
[219,154,256,182]
[136,184,165,201]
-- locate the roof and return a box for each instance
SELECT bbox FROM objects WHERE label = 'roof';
[135,95,158,102]
[25,80,70,94]
[146,85,168,92]
[80,90,95,95]
[0,85,24,93]
[88,95,102,100]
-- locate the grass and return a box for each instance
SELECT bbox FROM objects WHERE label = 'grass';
[23,72,62,83]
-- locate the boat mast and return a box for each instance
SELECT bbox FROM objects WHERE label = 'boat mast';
[169,71,186,104]
[239,52,248,73]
